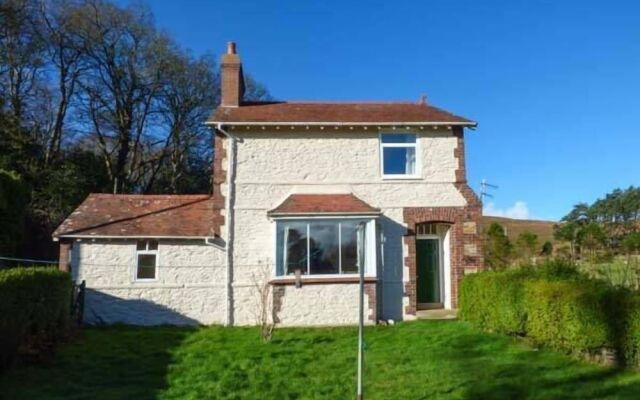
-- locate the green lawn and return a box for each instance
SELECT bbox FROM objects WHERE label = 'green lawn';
[2,321,640,400]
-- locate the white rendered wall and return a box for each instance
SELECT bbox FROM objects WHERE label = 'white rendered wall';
[277,284,374,326]
[70,240,226,325]
[227,129,466,324]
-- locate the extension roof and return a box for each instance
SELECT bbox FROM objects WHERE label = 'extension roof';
[53,194,220,239]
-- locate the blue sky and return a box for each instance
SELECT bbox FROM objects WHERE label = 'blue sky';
[126,0,639,221]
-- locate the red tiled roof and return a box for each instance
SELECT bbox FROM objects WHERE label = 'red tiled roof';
[53,194,220,238]
[209,101,475,125]
[268,194,381,216]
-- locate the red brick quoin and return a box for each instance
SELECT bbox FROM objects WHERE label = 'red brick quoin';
[403,127,484,315]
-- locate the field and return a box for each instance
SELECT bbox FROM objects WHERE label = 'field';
[481,215,557,244]
[2,321,640,399]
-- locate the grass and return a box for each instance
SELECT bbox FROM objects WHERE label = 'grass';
[579,256,640,289]
[2,321,640,399]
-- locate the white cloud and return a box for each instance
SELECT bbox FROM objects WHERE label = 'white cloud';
[483,201,532,220]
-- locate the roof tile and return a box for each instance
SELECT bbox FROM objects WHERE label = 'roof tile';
[209,101,474,125]
[268,194,381,216]
[53,194,220,238]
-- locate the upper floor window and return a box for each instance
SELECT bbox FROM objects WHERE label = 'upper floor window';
[135,240,158,281]
[380,133,418,178]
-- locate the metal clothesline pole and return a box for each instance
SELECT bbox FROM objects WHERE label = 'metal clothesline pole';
[357,222,365,400]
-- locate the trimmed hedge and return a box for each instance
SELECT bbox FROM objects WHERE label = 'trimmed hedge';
[0,267,72,370]
[523,279,611,353]
[458,269,529,335]
[459,262,619,359]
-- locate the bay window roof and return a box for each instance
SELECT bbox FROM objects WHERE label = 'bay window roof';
[268,194,381,217]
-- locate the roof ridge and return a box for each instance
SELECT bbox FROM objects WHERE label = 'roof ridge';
[281,100,418,105]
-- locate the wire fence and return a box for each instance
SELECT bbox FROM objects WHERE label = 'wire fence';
[0,256,58,269]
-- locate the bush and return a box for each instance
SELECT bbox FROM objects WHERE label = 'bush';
[459,269,529,335]
[460,260,623,360]
[0,267,71,370]
[523,279,611,353]
[459,260,581,336]
[616,291,640,367]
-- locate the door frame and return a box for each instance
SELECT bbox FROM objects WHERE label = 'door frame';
[416,234,445,310]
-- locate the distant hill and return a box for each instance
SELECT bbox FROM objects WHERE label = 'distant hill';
[481,216,557,244]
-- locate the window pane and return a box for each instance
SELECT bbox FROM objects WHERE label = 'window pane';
[137,254,156,279]
[341,221,360,273]
[280,222,308,275]
[136,241,146,251]
[309,222,339,274]
[147,240,158,250]
[381,133,416,143]
[383,147,416,175]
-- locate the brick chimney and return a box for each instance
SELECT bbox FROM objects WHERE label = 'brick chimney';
[220,41,245,107]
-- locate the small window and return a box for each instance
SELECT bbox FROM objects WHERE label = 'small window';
[380,133,418,177]
[135,240,158,281]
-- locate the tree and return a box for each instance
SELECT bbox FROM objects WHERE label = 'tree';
[516,231,538,264]
[0,0,272,258]
[622,232,640,267]
[0,169,28,257]
[576,222,607,260]
[484,222,513,269]
[69,0,172,192]
[148,51,217,193]
[541,241,553,257]
[0,0,46,124]
[39,0,85,165]
[554,221,580,262]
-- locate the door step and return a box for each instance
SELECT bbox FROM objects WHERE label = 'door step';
[416,309,458,320]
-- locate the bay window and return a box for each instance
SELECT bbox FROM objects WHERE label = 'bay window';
[275,219,375,277]
[380,133,418,178]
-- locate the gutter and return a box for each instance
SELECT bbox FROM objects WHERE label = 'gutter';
[206,121,477,127]
[55,235,218,241]
[217,123,237,327]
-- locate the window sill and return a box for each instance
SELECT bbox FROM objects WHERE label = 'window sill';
[269,276,378,286]
[132,279,158,283]
[381,175,423,181]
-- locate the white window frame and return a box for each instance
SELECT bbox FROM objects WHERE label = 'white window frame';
[379,132,421,179]
[272,216,377,279]
[134,240,159,282]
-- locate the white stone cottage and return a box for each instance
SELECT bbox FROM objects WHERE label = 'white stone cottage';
[53,42,483,326]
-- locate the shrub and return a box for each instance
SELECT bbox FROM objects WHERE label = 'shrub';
[617,291,640,367]
[459,269,529,335]
[523,279,611,354]
[0,267,71,370]
[459,260,581,336]
[532,259,580,279]
[460,260,627,361]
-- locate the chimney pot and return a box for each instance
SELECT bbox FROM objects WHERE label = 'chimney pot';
[227,41,236,55]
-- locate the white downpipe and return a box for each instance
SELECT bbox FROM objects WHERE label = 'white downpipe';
[217,123,237,327]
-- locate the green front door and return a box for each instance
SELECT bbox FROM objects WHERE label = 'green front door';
[416,239,441,304]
